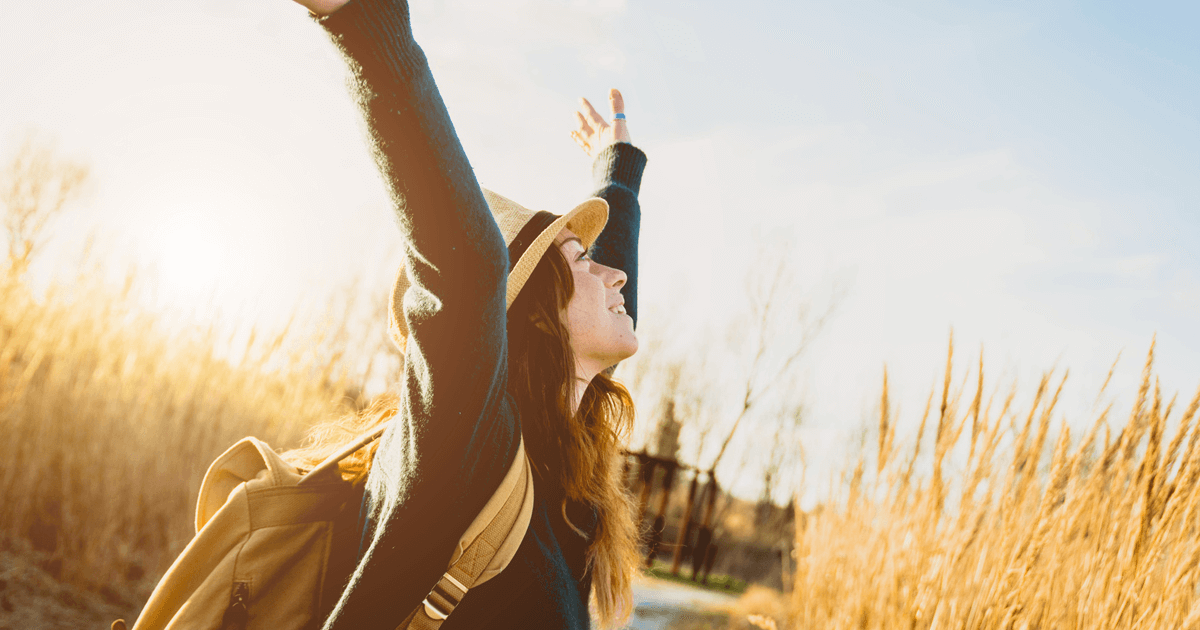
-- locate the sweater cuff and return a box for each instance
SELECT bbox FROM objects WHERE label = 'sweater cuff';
[315,0,422,76]
[592,142,647,195]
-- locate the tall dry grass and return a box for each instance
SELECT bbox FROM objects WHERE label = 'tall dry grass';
[0,266,360,601]
[787,337,1200,629]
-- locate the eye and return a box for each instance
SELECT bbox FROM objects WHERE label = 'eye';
[568,242,592,259]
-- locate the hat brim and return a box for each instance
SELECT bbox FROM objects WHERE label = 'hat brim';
[388,197,610,349]
[505,197,607,309]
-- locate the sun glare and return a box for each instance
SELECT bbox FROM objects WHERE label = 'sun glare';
[145,210,232,309]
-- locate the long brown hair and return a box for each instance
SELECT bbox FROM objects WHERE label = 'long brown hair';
[287,243,639,628]
[506,242,639,627]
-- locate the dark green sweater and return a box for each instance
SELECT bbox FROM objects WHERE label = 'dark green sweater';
[316,0,646,628]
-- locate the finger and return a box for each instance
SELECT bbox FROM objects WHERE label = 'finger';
[609,88,624,116]
[570,131,593,156]
[580,97,606,128]
[570,130,592,154]
[608,88,631,144]
[574,111,595,137]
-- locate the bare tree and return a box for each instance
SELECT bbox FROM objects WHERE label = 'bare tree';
[0,132,89,276]
[625,326,721,465]
[707,248,840,474]
[672,244,841,586]
[757,399,805,524]
[623,237,843,583]
[650,361,684,461]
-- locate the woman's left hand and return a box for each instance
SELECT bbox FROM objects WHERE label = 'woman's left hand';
[571,88,631,158]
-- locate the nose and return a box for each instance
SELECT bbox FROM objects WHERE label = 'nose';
[601,263,626,289]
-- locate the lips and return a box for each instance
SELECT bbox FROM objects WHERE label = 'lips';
[608,300,626,315]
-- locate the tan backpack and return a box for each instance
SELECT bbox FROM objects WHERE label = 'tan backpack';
[116,428,534,630]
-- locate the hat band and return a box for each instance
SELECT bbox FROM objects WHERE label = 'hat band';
[507,211,559,272]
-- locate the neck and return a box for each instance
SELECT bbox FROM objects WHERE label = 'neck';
[571,360,605,415]
[571,375,591,417]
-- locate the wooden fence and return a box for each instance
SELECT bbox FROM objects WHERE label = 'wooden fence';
[623,451,723,584]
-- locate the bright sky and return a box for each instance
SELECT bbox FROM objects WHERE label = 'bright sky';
[4,0,1199,504]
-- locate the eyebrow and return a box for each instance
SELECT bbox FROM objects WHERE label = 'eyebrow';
[560,237,584,250]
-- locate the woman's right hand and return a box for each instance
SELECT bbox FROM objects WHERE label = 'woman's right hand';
[571,88,632,158]
[291,0,351,16]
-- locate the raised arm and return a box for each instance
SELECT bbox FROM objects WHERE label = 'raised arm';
[301,0,519,626]
[314,0,513,480]
[572,89,648,328]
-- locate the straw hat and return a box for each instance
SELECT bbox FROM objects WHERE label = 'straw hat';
[387,189,609,350]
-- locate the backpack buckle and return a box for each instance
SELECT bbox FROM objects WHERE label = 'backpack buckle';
[422,571,468,621]
[422,597,451,621]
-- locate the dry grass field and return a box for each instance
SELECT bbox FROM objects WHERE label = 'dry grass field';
[3,146,1197,628]
[0,266,356,618]
[778,341,1200,630]
[6,254,1200,630]
[5,244,1200,630]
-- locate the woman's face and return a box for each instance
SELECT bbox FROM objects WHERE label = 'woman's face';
[556,228,638,374]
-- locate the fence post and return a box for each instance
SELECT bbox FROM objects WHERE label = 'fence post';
[635,453,655,528]
[700,543,718,586]
[654,462,678,526]
[645,461,677,568]
[670,468,701,576]
[691,471,720,582]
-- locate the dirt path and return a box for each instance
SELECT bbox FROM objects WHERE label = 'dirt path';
[626,576,738,630]
[0,543,130,630]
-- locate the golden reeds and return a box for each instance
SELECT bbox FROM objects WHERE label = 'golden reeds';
[788,337,1200,630]
[0,267,352,600]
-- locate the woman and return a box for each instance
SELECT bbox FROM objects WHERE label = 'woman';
[285,0,649,627]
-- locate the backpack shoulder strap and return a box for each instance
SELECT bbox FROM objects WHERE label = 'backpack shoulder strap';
[400,439,535,630]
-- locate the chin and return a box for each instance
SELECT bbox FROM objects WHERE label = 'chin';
[581,332,639,374]
[613,334,639,362]
[623,333,639,357]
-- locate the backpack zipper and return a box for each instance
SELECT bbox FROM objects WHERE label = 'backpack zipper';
[220,581,250,630]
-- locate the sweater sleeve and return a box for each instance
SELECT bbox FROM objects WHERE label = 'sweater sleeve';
[587,142,647,328]
[316,0,519,627]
